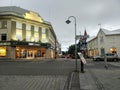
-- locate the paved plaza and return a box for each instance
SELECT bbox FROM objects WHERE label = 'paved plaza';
[0,75,67,90]
[80,60,120,90]
[0,58,120,90]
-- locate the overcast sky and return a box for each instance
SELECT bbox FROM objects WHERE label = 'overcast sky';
[1,0,120,51]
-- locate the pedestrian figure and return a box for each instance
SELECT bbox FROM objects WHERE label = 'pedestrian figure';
[78,51,87,73]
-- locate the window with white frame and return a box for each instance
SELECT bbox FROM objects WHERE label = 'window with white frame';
[42,28,46,33]
[0,21,7,29]
[26,31,31,41]
[16,22,22,40]
[26,24,31,30]
[16,29,22,40]
[26,24,31,41]
[34,26,39,32]
[16,22,22,29]
[34,32,39,42]
[42,28,46,43]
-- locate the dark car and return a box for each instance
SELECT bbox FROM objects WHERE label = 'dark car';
[93,53,119,61]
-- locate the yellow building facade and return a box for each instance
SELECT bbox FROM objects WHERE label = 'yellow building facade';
[0,6,60,59]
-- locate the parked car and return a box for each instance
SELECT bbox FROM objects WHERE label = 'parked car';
[71,53,80,59]
[61,55,65,58]
[93,55,104,61]
[66,54,71,59]
[93,53,119,61]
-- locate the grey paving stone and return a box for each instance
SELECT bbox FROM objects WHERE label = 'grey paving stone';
[0,75,67,90]
[79,70,98,90]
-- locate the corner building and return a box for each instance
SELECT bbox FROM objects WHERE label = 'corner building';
[0,6,60,59]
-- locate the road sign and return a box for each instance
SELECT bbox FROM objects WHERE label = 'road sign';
[78,52,87,64]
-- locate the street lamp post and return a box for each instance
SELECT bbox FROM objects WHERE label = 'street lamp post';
[66,16,78,71]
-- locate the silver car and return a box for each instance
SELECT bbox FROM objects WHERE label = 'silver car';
[93,53,119,61]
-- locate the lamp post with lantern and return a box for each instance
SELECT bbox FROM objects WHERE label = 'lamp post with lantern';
[65,16,78,71]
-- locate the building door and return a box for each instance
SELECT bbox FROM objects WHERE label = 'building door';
[27,49,34,59]
[101,48,105,55]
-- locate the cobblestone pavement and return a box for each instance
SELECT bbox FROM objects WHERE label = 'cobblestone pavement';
[0,75,67,90]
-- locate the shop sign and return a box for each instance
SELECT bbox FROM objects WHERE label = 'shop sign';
[28,43,40,46]
[11,41,28,45]
[10,41,50,47]
[0,42,11,45]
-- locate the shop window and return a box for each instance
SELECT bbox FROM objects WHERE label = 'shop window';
[110,48,117,53]
[0,47,6,57]
[16,47,20,58]
[0,21,7,29]
[1,34,7,41]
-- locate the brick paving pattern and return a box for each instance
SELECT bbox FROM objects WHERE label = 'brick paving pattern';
[0,75,67,90]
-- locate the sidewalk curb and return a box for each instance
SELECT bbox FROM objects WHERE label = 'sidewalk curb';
[68,72,74,90]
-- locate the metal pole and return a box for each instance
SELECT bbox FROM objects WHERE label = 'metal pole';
[74,18,77,71]
[104,54,108,69]
[67,16,78,71]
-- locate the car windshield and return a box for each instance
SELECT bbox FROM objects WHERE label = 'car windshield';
[106,53,114,56]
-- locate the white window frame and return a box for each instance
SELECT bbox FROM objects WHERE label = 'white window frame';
[26,24,31,30]
[34,26,39,32]
[16,29,22,41]
[16,22,22,29]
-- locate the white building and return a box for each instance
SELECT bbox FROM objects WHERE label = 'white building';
[87,28,120,57]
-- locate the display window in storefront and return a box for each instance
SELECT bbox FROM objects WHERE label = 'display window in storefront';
[0,47,6,57]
